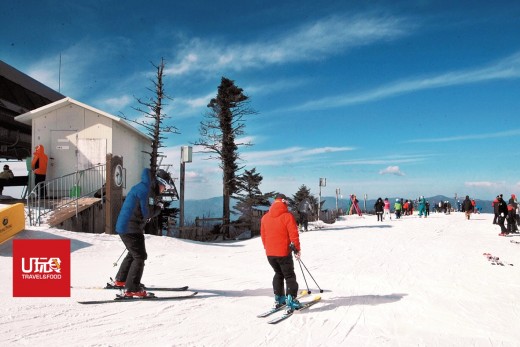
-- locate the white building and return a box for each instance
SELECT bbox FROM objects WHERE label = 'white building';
[15,97,151,194]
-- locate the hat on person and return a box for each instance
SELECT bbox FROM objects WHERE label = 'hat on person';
[3,165,9,170]
[155,169,172,187]
[274,193,287,200]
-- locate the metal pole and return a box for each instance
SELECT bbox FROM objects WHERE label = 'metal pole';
[179,146,192,229]
[179,160,185,228]
[318,183,321,221]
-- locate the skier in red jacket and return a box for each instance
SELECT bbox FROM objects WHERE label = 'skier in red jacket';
[261,193,302,310]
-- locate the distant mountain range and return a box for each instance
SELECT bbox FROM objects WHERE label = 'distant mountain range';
[180,195,497,223]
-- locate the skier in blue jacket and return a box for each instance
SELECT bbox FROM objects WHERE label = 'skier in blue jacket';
[113,168,168,297]
[418,196,427,218]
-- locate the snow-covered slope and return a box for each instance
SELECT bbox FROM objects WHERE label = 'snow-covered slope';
[1,212,519,346]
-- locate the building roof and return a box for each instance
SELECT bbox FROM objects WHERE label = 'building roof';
[0,60,65,109]
[0,60,65,159]
[15,97,151,142]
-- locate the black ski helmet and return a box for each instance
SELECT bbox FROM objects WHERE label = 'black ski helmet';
[156,169,171,187]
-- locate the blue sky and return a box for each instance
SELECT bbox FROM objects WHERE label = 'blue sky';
[3,0,520,200]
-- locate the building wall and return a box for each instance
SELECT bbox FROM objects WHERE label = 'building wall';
[30,103,150,194]
[112,121,150,191]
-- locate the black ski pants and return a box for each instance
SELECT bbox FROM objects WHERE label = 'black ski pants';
[498,216,507,234]
[507,214,518,233]
[267,255,298,297]
[115,233,147,291]
[299,212,309,231]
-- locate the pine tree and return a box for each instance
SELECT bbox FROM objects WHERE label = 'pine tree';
[234,168,273,225]
[194,77,256,237]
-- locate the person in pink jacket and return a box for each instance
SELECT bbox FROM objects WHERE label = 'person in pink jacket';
[383,198,391,220]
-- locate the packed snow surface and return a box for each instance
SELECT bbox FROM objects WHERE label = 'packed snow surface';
[1,212,519,346]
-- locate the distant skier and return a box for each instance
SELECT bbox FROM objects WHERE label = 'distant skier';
[298,198,313,232]
[261,193,302,311]
[403,200,409,216]
[418,196,427,218]
[374,197,384,222]
[492,195,500,224]
[383,198,391,220]
[394,199,402,219]
[462,195,474,220]
[112,168,167,297]
[349,194,362,216]
[496,195,508,236]
[507,194,518,233]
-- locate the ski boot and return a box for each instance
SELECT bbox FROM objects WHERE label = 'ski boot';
[285,294,302,312]
[124,289,148,298]
[113,280,126,288]
[110,279,146,289]
[273,294,286,309]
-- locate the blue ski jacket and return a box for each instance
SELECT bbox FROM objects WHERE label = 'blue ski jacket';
[116,168,161,235]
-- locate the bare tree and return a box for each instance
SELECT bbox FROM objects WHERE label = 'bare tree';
[193,77,256,237]
[123,58,178,177]
[122,58,178,235]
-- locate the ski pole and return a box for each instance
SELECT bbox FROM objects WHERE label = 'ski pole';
[298,258,324,293]
[290,242,311,293]
[296,256,311,294]
[113,248,127,267]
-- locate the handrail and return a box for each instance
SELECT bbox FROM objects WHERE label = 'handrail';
[27,164,106,226]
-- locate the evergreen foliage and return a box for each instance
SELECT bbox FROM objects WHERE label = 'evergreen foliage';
[194,77,256,235]
[234,168,273,223]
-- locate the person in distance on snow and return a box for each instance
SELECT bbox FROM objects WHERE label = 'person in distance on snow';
[394,199,402,219]
[492,195,500,224]
[374,197,384,222]
[418,196,427,218]
[113,168,168,297]
[507,194,518,234]
[261,193,302,311]
[461,195,474,220]
[496,194,508,236]
[0,164,14,195]
[383,198,392,221]
[297,198,313,232]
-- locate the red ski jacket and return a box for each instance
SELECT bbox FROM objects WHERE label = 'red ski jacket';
[261,199,300,257]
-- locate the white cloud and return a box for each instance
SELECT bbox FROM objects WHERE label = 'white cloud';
[166,14,410,76]
[406,129,520,143]
[296,51,520,111]
[464,181,497,188]
[338,154,429,166]
[379,166,405,176]
[101,95,133,110]
[243,146,354,166]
